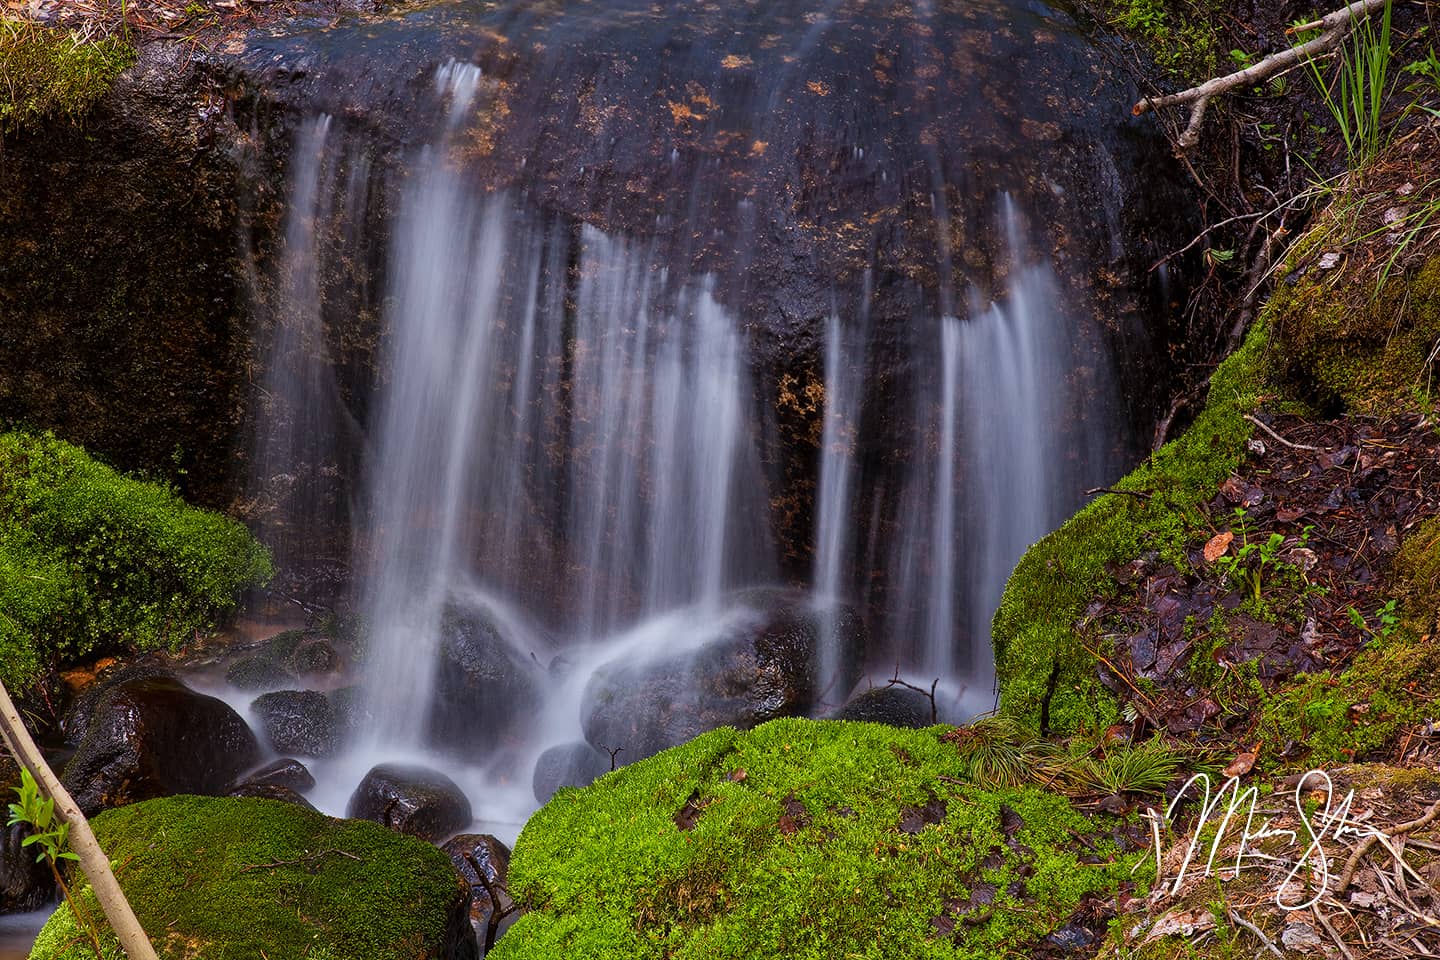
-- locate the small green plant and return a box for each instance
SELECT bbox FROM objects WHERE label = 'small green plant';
[8,769,105,957]
[1298,1,1394,166]
[1212,508,1300,605]
[1346,598,1399,643]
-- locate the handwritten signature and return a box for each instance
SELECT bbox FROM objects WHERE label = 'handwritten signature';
[1143,769,1393,909]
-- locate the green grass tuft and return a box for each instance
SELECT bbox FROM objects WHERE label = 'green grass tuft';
[0,18,135,134]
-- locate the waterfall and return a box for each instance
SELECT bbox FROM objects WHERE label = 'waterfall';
[239,0,1172,827]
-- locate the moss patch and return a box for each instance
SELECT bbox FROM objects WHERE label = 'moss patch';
[494,718,1150,960]
[30,796,469,960]
[0,19,134,133]
[0,431,272,691]
[992,321,1271,734]
[1092,0,1224,82]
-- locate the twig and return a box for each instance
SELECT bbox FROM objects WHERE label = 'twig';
[239,849,363,873]
[884,665,940,723]
[1336,796,1440,893]
[603,745,624,772]
[1242,414,1322,451]
[1132,0,1392,148]
[1313,905,1357,960]
[1227,907,1285,960]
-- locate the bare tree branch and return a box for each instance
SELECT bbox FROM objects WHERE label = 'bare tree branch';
[1132,0,1392,149]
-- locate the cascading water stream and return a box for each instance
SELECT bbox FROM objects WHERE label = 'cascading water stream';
[237,0,1183,840]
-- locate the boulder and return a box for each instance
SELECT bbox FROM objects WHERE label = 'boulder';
[290,638,341,676]
[251,690,342,757]
[833,687,935,728]
[224,656,297,691]
[231,757,316,793]
[532,742,612,804]
[347,763,472,842]
[441,833,515,945]
[28,796,477,960]
[58,663,173,746]
[62,675,261,816]
[581,590,867,761]
[429,602,542,755]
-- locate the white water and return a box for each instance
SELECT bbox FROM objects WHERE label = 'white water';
[247,61,1122,829]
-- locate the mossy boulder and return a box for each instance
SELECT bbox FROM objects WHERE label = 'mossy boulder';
[992,320,1272,734]
[30,796,477,960]
[493,717,1148,959]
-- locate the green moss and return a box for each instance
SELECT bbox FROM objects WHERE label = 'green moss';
[1095,0,1223,81]
[0,19,135,133]
[0,431,273,690]
[1258,519,1440,764]
[29,796,466,959]
[992,321,1272,734]
[494,718,1149,960]
[1269,247,1440,415]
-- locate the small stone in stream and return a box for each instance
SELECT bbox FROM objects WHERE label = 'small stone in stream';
[347,764,473,842]
[224,657,297,691]
[227,782,318,810]
[232,757,316,793]
[442,833,514,939]
[532,742,611,804]
[250,690,341,758]
[832,687,934,728]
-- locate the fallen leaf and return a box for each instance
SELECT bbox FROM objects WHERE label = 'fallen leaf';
[1203,531,1234,563]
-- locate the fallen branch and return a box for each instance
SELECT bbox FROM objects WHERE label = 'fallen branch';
[1243,414,1322,451]
[1336,796,1440,893]
[0,680,159,960]
[1132,0,1392,149]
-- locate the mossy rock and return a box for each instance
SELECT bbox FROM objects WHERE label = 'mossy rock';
[30,796,476,960]
[1269,252,1440,415]
[493,717,1148,960]
[0,18,134,133]
[992,320,1272,734]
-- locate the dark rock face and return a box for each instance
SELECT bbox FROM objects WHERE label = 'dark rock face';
[0,759,55,913]
[61,675,261,816]
[251,690,342,757]
[231,757,317,794]
[0,43,257,513]
[441,833,514,945]
[532,742,612,804]
[581,590,866,761]
[346,763,472,842]
[428,603,542,755]
[59,663,174,747]
[833,687,935,729]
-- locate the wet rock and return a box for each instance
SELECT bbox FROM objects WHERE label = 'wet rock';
[347,763,472,842]
[224,656,297,691]
[832,687,934,728]
[59,663,174,746]
[227,782,318,810]
[327,685,371,736]
[250,690,342,758]
[231,757,316,794]
[532,742,612,804]
[0,759,55,913]
[429,602,543,756]
[62,675,261,816]
[290,639,341,677]
[581,589,867,761]
[442,833,515,943]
